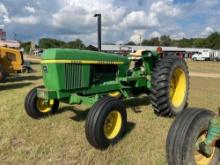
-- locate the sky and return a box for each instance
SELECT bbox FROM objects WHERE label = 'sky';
[0,0,220,45]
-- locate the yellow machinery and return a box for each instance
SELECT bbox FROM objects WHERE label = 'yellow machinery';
[0,46,23,82]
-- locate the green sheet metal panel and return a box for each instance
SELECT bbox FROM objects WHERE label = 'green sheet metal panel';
[41,49,129,64]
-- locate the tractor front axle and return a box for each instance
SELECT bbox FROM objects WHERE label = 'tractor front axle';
[199,116,220,157]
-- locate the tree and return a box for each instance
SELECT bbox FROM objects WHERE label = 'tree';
[39,38,65,49]
[20,41,31,53]
[65,39,85,49]
[74,39,85,49]
[160,35,172,46]
[141,38,160,46]
[38,38,85,49]
[148,37,160,46]
[140,32,220,48]
[141,39,150,46]
[171,40,179,47]
[206,32,220,49]
[193,38,206,48]
[124,41,136,45]
[178,38,194,48]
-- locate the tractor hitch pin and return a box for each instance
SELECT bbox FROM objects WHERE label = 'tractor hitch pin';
[199,116,220,157]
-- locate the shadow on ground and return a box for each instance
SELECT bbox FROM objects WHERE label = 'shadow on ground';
[56,103,137,138]
[125,96,151,113]
[70,108,90,121]
[125,121,136,136]
[59,106,136,139]
[57,96,151,121]
[0,82,33,91]
[7,75,42,82]
[58,106,89,122]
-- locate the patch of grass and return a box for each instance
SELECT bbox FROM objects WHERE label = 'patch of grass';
[186,59,220,74]
[0,62,220,164]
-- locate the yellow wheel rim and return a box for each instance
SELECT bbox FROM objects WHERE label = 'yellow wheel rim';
[36,99,54,113]
[104,111,122,139]
[194,133,215,165]
[108,91,121,98]
[169,68,187,108]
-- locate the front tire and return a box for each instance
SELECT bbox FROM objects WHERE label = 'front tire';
[150,55,189,116]
[85,97,127,149]
[24,86,59,119]
[166,108,220,165]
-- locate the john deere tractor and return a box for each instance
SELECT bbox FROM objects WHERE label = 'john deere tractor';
[166,108,220,165]
[25,49,189,149]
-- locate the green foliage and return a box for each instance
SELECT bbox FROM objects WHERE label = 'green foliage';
[125,41,136,45]
[39,38,65,49]
[20,32,220,52]
[64,39,85,49]
[171,40,179,47]
[178,38,194,48]
[142,37,160,46]
[20,41,31,53]
[139,32,220,49]
[20,38,86,53]
[160,35,172,46]
[38,38,85,49]
[192,38,206,48]
[206,32,220,49]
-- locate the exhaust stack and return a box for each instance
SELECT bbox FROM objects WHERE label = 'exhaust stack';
[94,14,101,51]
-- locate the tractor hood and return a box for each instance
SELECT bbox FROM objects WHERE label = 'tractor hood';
[41,49,129,64]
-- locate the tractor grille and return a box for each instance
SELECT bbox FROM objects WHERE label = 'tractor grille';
[64,64,83,90]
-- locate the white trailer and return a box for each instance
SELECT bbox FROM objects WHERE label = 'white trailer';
[192,49,213,61]
[213,50,220,61]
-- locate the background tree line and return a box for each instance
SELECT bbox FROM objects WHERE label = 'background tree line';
[125,32,220,49]
[20,38,85,53]
[20,32,220,53]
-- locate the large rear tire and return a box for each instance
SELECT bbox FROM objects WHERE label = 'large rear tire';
[24,86,59,119]
[150,55,189,116]
[85,96,127,149]
[166,108,220,165]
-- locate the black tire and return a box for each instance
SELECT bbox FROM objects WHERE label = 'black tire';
[192,57,197,61]
[0,65,7,82]
[24,86,59,119]
[166,108,220,165]
[150,55,189,116]
[85,96,127,149]
[22,66,33,73]
[166,109,199,165]
[22,67,28,73]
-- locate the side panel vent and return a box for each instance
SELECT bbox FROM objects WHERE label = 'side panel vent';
[65,64,83,90]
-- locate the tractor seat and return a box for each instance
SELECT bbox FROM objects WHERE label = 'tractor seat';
[129,49,148,60]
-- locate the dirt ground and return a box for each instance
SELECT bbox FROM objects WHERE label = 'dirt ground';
[190,72,220,78]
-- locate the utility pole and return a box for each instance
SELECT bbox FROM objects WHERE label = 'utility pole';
[14,33,17,40]
[94,14,101,51]
[139,34,142,46]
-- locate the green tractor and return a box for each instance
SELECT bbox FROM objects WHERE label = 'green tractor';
[25,49,189,149]
[166,108,220,165]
